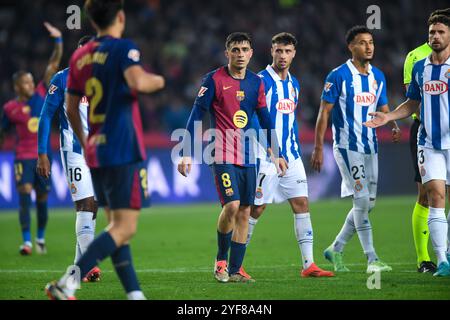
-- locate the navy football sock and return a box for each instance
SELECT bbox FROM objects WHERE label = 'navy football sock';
[76,231,117,277]
[228,241,247,275]
[111,245,141,293]
[19,193,31,243]
[216,230,232,261]
[36,201,48,240]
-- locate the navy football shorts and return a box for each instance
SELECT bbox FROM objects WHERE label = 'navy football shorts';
[14,158,51,193]
[91,161,150,210]
[211,164,256,206]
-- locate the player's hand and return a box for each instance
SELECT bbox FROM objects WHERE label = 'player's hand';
[44,22,62,38]
[391,127,401,143]
[275,157,288,177]
[364,112,390,128]
[177,156,192,177]
[37,154,51,179]
[311,146,323,172]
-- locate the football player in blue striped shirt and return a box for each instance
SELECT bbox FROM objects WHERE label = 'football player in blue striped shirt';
[365,14,450,277]
[312,25,400,273]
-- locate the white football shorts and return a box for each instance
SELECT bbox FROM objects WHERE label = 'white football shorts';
[417,146,450,185]
[60,150,95,202]
[333,147,378,199]
[254,157,308,205]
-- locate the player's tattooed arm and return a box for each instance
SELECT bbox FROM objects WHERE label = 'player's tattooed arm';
[43,22,63,87]
[311,100,334,172]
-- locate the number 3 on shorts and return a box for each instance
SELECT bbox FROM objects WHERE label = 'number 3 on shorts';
[221,173,232,188]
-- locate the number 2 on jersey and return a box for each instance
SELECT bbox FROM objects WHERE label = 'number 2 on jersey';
[85,77,105,124]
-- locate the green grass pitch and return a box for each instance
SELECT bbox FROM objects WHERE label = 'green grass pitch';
[0,196,449,300]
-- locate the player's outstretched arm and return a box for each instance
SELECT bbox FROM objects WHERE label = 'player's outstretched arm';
[66,93,86,150]
[364,99,420,128]
[378,104,402,143]
[42,22,63,87]
[124,65,165,94]
[311,100,333,173]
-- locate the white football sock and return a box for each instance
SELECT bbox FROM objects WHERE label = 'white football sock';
[428,207,448,265]
[353,197,378,263]
[75,211,96,259]
[447,210,450,255]
[333,208,356,252]
[246,216,258,246]
[294,213,314,269]
[127,290,146,300]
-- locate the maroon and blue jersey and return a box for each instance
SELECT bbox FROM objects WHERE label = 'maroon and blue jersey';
[67,35,145,168]
[2,81,49,160]
[185,66,278,166]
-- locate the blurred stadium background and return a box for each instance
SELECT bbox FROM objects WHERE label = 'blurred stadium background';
[0,0,448,207]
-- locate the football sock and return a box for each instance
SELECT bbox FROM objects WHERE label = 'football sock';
[246,216,258,246]
[74,211,96,263]
[294,213,314,269]
[228,241,246,275]
[19,193,31,244]
[447,211,450,255]
[353,197,378,263]
[333,208,356,252]
[127,291,146,300]
[412,202,431,265]
[36,201,48,241]
[111,245,141,294]
[75,231,117,279]
[216,230,232,261]
[428,207,448,265]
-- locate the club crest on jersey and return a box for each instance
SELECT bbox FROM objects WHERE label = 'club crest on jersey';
[420,166,426,177]
[70,183,77,195]
[233,110,248,128]
[255,187,263,199]
[48,84,58,95]
[236,90,245,101]
[22,106,30,114]
[424,80,448,95]
[225,188,234,197]
[445,69,450,79]
[372,80,378,91]
[290,86,297,99]
[27,117,39,133]
[324,82,333,92]
[354,92,376,107]
[197,86,208,97]
[354,180,363,192]
[276,99,296,114]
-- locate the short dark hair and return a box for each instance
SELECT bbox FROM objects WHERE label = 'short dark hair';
[77,35,94,47]
[345,25,373,44]
[84,0,124,30]
[12,70,30,85]
[225,32,252,49]
[272,32,297,48]
[428,14,450,28]
[430,8,450,19]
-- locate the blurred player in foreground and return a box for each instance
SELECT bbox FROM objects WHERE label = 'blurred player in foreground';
[45,0,165,299]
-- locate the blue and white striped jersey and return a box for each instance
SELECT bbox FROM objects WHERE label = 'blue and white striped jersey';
[252,65,301,163]
[321,59,388,154]
[38,68,89,155]
[407,56,450,150]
